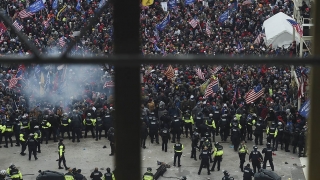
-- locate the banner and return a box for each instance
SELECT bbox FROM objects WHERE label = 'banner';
[142,0,154,6]
[219,10,229,23]
[167,0,177,9]
[161,2,168,11]
[185,0,196,5]
[156,13,170,31]
[28,0,46,13]
[299,99,310,118]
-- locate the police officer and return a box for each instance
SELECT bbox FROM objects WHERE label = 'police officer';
[238,141,248,172]
[48,113,59,142]
[160,111,171,128]
[13,118,20,147]
[0,123,3,148]
[95,117,104,141]
[160,125,170,152]
[30,117,39,134]
[198,146,211,175]
[0,170,6,180]
[171,115,181,143]
[191,131,200,161]
[254,117,264,146]
[58,139,69,170]
[19,128,27,156]
[262,142,274,171]
[60,113,71,140]
[64,168,74,180]
[70,112,82,143]
[26,133,38,161]
[298,128,306,157]
[20,116,30,136]
[173,139,183,167]
[103,168,113,180]
[149,116,159,144]
[231,120,241,151]
[142,167,154,180]
[211,142,224,171]
[292,128,300,154]
[182,110,193,138]
[3,119,14,148]
[249,146,263,173]
[90,167,103,180]
[243,164,254,180]
[141,122,148,149]
[266,122,278,150]
[40,116,51,144]
[34,126,42,153]
[219,112,229,142]
[195,112,203,128]
[74,169,85,180]
[83,113,96,138]
[275,122,284,151]
[239,113,247,142]
[206,113,216,141]
[222,170,233,180]
[6,165,23,180]
[246,114,256,141]
[283,126,291,152]
[103,111,113,138]
[213,106,221,136]
[107,127,115,156]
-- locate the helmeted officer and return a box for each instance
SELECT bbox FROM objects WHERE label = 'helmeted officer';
[173,139,184,167]
[292,128,300,154]
[6,165,22,180]
[142,167,154,180]
[34,126,42,153]
[30,117,39,134]
[83,113,96,138]
[40,116,51,144]
[219,112,229,141]
[249,146,263,173]
[275,122,284,151]
[262,142,274,171]
[95,117,104,141]
[243,164,254,180]
[60,113,71,140]
[213,106,221,136]
[205,113,216,141]
[13,118,20,147]
[19,127,27,156]
[149,116,159,144]
[90,167,103,180]
[103,168,113,180]
[266,122,278,150]
[26,133,38,161]
[171,114,181,143]
[103,111,113,138]
[107,127,115,156]
[182,110,194,138]
[195,112,203,128]
[198,146,211,175]
[239,113,247,141]
[254,117,264,146]
[160,111,171,128]
[211,142,224,171]
[141,122,148,149]
[160,125,170,152]
[3,119,14,148]
[231,120,241,151]
[298,128,306,157]
[246,114,256,141]
[0,124,3,148]
[70,111,82,143]
[238,141,248,172]
[58,139,69,170]
[191,131,200,161]
[20,116,30,143]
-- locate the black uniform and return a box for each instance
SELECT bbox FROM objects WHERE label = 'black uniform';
[198,149,211,175]
[213,109,221,136]
[107,128,115,155]
[149,119,159,144]
[103,113,113,138]
[298,130,306,157]
[191,132,200,160]
[14,119,21,146]
[262,145,274,171]
[292,129,300,154]
[194,113,203,128]
[267,124,278,150]
[141,123,148,148]
[26,136,38,160]
[173,142,183,166]
[239,115,247,141]
[4,120,14,147]
[275,124,284,151]
[160,127,170,152]
[243,166,254,180]
[70,114,82,142]
[90,170,103,180]
[249,149,263,173]
[246,116,255,141]
[254,120,264,145]
[48,114,58,142]
[219,114,229,141]
[58,141,68,169]
[95,117,103,140]
[231,124,241,151]
[19,130,27,155]
[103,172,113,180]
[60,116,71,139]
[171,118,181,143]
[283,128,291,152]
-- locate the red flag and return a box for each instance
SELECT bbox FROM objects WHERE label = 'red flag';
[0,22,7,35]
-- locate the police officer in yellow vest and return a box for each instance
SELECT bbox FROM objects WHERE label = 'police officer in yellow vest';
[58,139,69,170]
[0,124,4,148]
[19,128,27,156]
[210,142,224,171]
[60,113,71,140]
[173,139,184,167]
[19,116,30,137]
[3,119,14,148]
[205,114,216,141]
[238,141,249,172]
[266,122,278,150]
[34,126,42,153]
[6,164,22,180]
[142,167,154,180]
[83,113,96,138]
[182,110,194,138]
[64,168,75,180]
[40,117,51,144]
[246,114,256,141]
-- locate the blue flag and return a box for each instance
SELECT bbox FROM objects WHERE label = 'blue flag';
[237,41,242,49]
[219,10,229,23]
[299,100,310,118]
[154,44,161,52]
[28,0,46,13]
[229,0,238,12]
[185,0,196,5]
[156,13,170,31]
[95,0,106,13]
[167,0,177,9]
[52,0,58,10]
[76,0,81,11]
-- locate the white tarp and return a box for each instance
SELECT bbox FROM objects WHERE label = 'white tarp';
[262,12,300,48]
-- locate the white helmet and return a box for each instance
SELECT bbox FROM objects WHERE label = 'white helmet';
[87,113,91,117]
[0,170,6,175]
[34,126,39,129]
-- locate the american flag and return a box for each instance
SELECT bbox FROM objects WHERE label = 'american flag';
[196,68,205,80]
[189,19,199,28]
[245,85,264,104]
[206,20,211,37]
[9,75,22,89]
[164,65,175,79]
[295,67,307,98]
[12,20,23,31]
[210,65,222,74]
[253,29,265,45]
[103,81,114,88]
[204,79,219,98]
[19,9,35,19]
[59,37,66,47]
[287,19,303,37]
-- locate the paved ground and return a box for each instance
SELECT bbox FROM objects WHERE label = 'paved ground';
[0,133,306,180]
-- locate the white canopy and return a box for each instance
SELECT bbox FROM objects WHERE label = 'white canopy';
[262,12,300,48]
